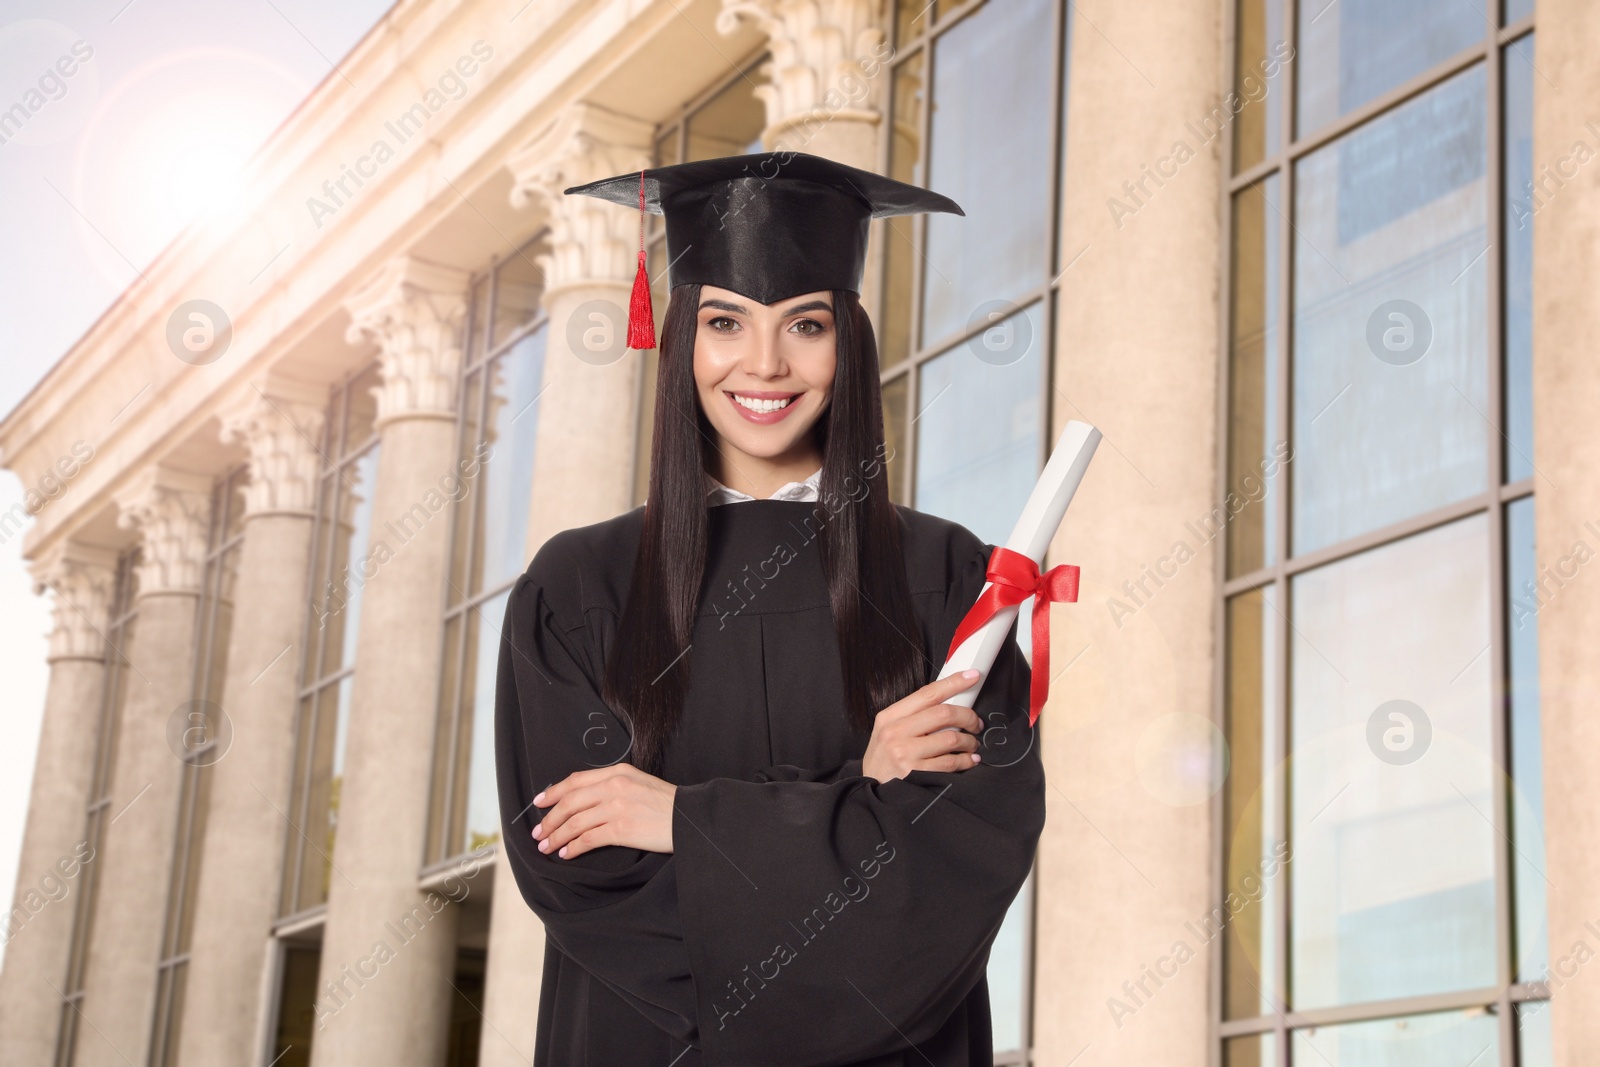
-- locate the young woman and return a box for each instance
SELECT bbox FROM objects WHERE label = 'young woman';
[495,153,1045,1067]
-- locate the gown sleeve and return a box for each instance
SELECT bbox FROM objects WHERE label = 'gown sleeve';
[495,565,701,1042]
[670,531,1045,1067]
[494,551,868,1046]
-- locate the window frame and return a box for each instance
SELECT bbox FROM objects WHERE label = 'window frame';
[276,368,382,927]
[877,2,1074,1062]
[424,231,552,873]
[1212,2,1544,1062]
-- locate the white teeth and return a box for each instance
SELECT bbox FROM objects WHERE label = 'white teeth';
[732,394,794,413]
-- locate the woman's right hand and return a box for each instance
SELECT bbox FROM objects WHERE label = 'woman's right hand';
[861,669,986,783]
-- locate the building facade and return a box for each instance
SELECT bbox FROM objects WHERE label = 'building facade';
[0,0,1594,1064]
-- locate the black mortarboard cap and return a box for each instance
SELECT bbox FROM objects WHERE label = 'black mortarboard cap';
[564,152,964,348]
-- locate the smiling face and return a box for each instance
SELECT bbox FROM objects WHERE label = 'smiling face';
[693,285,837,491]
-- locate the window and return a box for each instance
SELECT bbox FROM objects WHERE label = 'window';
[884,1,1072,1060]
[55,553,139,1067]
[426,232,550,867]
[1220,2,1542,1062]
[148,468,247,1067]
[280,369,381,919]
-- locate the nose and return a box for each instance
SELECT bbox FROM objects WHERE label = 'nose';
[744,321,785,379]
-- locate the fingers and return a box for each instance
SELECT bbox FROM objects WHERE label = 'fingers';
[538,803,610,857]
[533,764,632,808]
[903,701,984,737]
[533,783,607,847]
[881,669,981,719]
[909,727,979,762]
[914,752,983,773]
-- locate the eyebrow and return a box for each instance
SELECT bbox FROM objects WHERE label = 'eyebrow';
[698,297,835,317]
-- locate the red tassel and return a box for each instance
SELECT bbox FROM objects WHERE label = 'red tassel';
[627,250,656,350]
[626,169,656,350]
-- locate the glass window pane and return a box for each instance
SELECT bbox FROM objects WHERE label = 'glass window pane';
[987,871,1030,1054]
[300,676,353,910]
[1224,1031,1278,1067]
[894,0,931,45]
[914,302,1043,547]
[449,370,483,606]
[881,372,909,505]
[474,326,547,596]
[323,446,381,678]
[881,50,924,369]
[1504,34,1536,483]
[685,64,768,161]
[921,0,1053,348]
[1291,67,1488,555]
[1291,1009,1498,1064]
[304,473,336,678]
[1505,0,1534,23]
[457,590,511,856]
[281,695,314,916]
[490,237,549,350]
[1507,496,1547,981]
[1295,0,1484,136]
[427,612,465,865]
[1225,586,1285,1019]
[1517,999,1553,1066]
[1290,517,1496,1008]
[1228,176,1284,577]
[1233,0,1288,171]
[465,276,490,368]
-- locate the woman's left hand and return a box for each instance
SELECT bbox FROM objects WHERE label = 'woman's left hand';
[531,764,677,859]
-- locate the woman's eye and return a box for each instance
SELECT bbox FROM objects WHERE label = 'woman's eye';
[707,316,738,332]
[791,318,826,336]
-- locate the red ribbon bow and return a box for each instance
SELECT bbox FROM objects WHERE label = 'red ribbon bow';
[945,546,1080,727]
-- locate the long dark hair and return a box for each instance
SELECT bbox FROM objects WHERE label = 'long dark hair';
[601,284,925,775]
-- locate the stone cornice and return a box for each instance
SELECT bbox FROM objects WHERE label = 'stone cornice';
[219,375,330,518]
[0,0,733,559]
[344,257,472,428]
[30,542,120,662]
[114,466,213,597]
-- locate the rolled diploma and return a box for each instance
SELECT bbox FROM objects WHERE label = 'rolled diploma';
[936,419,1101,709]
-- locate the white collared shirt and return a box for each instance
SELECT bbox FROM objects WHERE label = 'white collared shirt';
[704,466,823,507]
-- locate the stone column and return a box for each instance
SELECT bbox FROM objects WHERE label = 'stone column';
[307,257,470,1067]
[0,543,117,1067]
[176,377,326,1067]
[508,103,652,552]
[1034,1,1222,1065]
[718,0,889,170]
[71,468,209,1067]
[1531,6,1600,1062]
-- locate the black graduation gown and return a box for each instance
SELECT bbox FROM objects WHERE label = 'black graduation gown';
[494,497,1046,1067]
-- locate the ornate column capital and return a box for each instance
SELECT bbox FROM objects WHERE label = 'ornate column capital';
[344,256,472,429]
[219,375,329,518]
[114,466,213,597]
[508,102,654,296]
[717,0,889,148]
[30,541,119,662]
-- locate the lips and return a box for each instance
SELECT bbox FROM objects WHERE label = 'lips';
[726,390,802,425]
